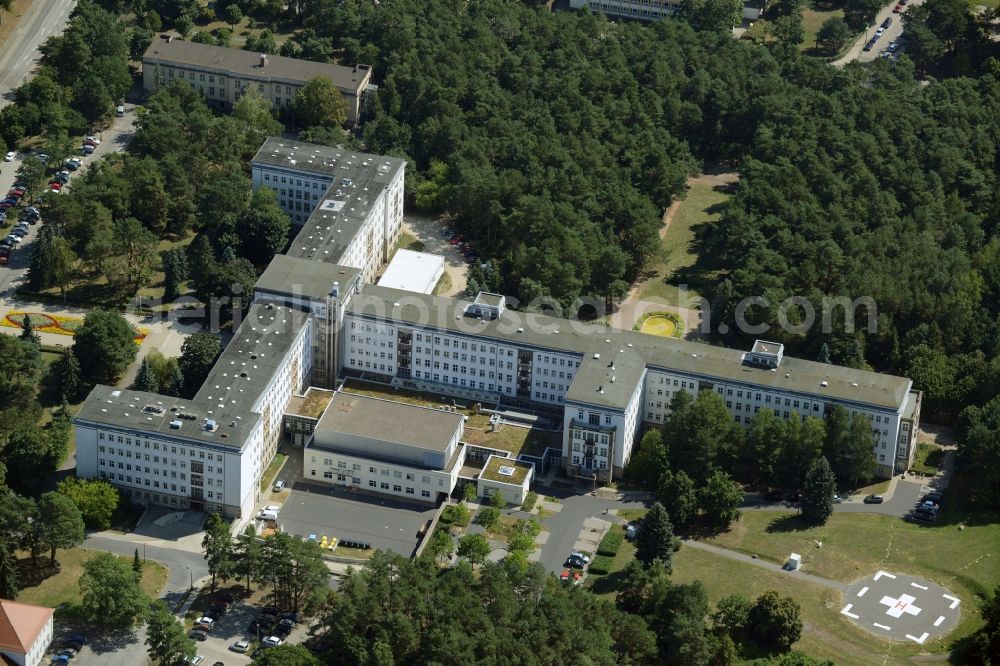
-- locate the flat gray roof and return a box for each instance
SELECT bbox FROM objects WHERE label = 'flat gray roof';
[346,285,912,411]
[74,385,261,450]
[193,303,310,414]
[252,138,406,266]
[142,38,371,94]
[255,254,360,302]
[566,349,646,410]
[317,392,463,453]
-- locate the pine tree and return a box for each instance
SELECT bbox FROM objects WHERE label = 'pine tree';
[635,502,678,571]
[801,456,837,525]
[133,357,159,392]
[165,363,184,397]
[58,350,82,401]
[133,548,143,578]
[0,538,19,600]
[19,315,39,345]
[818,343,831,364]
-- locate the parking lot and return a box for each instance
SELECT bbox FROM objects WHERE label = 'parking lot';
[277,481,436,558]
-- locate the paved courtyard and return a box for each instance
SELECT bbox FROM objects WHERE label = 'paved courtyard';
[841,570,961,644]
[277,482,436,557]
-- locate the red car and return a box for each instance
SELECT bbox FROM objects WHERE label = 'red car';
[49,182,62,190]
[7,188,24,197]
[83,139,98,148]
[892,4,903,12]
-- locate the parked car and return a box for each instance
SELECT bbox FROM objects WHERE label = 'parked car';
[192,623,212,634]
[564,555,587,569]
[37,153,50,163]
[273,480,286,492]
[922,492,942,505]
[261,636,282,648]
[4,151,15,162]
[887,42,901,53]
[8,188,25,197]
[863,494,884,504]
[84,136,101,145]
[833,494,844,503]
[189,629,208,641]
[863,40,877,52]
[49,182,62,191]
[230,640,250,653]
[57,648,76,658]
[910,511,935,523]
[50,656,69,665]
[280,612,299,624]
[919,501,939,512]
[881,17,893,28]
[186,657,204,666]
[893,4,903,12]
[273,623,292,639]
[195,616,215,628]
[82,139,98,148]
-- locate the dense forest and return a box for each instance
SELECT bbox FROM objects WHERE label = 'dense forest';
[252,0,1000,424]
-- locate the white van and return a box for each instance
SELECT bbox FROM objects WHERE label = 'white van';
[116,105,125,117]
[258,510,278,521]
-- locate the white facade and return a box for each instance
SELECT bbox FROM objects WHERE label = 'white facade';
[252,165,333,227]
[570,0,678,20]
[0,604,52,666]
[304,448,463,502]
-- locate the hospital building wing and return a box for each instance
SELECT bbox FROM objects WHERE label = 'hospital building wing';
[73,138,921,520]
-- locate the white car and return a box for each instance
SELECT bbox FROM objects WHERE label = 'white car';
[194,616,214,628]
[84,135,101,145]
[230,640,250,653]
[186,657,204,665]
[3,151,14,162]
[262,636,282,648]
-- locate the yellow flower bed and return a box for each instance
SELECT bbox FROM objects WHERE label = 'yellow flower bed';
[3,311,150,345]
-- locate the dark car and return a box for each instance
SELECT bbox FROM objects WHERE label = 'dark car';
[248,618,272,633]
[273,624,292,639]
[882,17,892,28]
[259,606,279,616]
[922,492,942,505]
[863,494,884,504]
[565,556,586,569]
[910,511,935,523]
[280,612,299,624]
[189,629,208,641]
[863,40,876,52]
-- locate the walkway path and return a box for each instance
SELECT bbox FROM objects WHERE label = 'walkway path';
[681,538,849,593]
[608,170,738,339]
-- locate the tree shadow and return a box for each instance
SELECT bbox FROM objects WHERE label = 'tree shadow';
[588,569,630,596]
[16,556,61,589]
[764,513,812,533]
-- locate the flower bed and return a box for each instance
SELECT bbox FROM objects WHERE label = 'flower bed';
[3,311,149,345]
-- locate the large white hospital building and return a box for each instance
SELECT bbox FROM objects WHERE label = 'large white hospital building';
[75,138,921,519]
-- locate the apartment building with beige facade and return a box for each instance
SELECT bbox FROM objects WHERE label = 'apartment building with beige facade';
[141,37,373,124]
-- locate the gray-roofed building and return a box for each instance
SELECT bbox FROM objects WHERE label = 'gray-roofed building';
[74,303,311,520]
[141,37,373,123]
[304,392,466,502]
[251,138,406,283]
[341,284,916,479]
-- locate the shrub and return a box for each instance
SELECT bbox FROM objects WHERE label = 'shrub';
[597,530,624,557]
[588,556,614,575]
[476,506,501,530]
[522,491,538,512]
[440,503,470,527]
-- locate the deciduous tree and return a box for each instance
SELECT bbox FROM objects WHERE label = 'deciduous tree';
[292,76,347,129]
[79,552,148,626]
[57,477,120,530]
[73,309,138,384]
[38,491,85,565]
[145,600,196,665]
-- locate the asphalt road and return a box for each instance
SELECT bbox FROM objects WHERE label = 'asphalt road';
[0,0,77,108]
[832,0,924,67]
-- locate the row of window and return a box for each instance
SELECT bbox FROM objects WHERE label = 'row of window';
[571,456,608,469]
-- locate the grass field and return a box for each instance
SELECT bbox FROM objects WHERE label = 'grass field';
[433,271,452,296]
[17,548,168,609]
[705,510,1000,648]
[260,452,288,493]
[801,7,846,52]
[670,545,920,666]
[638,180,731,305]
[911,443,944,475]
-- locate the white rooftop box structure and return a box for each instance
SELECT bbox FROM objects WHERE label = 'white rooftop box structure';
[378,249,445,294]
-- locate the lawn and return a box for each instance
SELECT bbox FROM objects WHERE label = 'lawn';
[260,452,288,493]
[393,232,426,254]
[801,7,846,53]
[670,545,916,666]
[911,442,944,475]
[704,510,1000,647]
[637,312,683,338]
[16,548,168,609]
[637,180,731,305]
[433,271,452,296]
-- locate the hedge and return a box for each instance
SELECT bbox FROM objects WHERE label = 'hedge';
[597,530,624,557]
[522,491,538,512]
[588,555,614,575]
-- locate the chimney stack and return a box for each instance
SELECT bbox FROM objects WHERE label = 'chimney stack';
[259,53,267,68]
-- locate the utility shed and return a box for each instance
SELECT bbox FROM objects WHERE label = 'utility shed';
[378,249,445,294]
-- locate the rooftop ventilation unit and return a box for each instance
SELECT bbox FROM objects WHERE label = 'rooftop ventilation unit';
[169,420,182,429]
